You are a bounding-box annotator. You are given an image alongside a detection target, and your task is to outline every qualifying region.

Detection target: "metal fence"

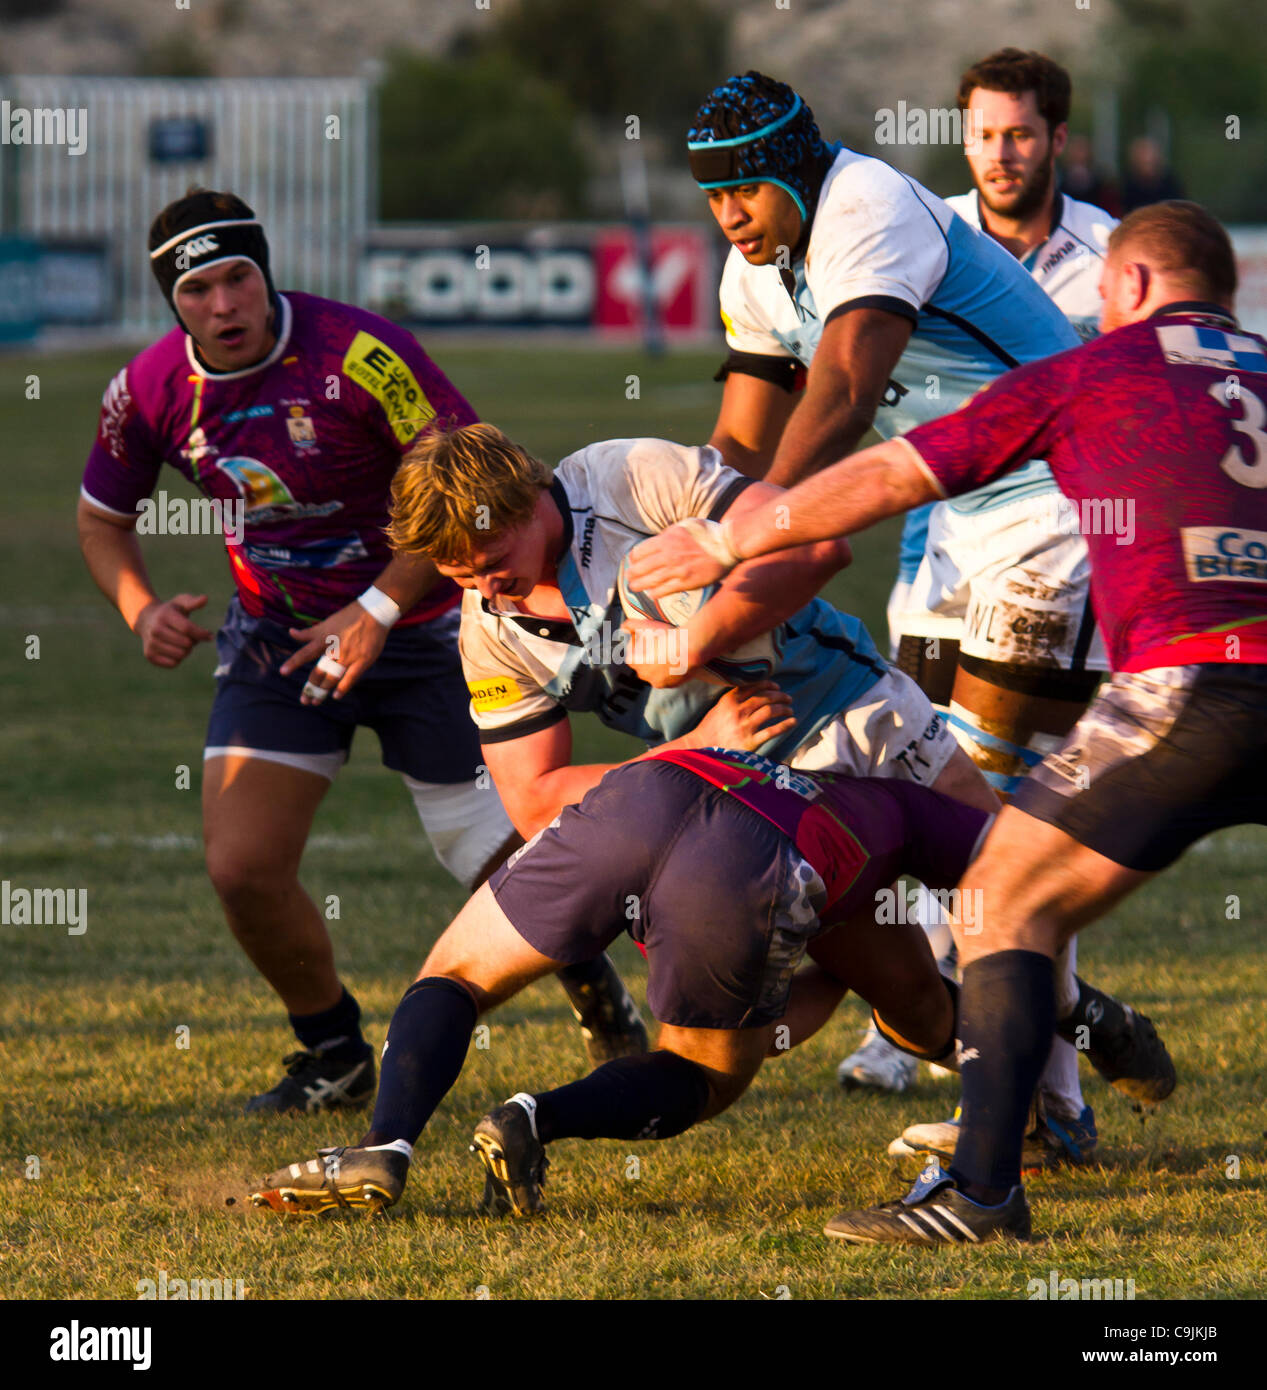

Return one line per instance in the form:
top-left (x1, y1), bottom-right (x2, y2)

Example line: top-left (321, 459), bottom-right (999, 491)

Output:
top-left (0, 76), bottom-right (373, 332)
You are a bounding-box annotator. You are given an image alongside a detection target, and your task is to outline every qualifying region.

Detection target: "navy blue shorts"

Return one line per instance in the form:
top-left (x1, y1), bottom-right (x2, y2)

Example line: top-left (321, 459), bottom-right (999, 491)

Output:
top-left (205, 598), bottom-right (482, 785)
top-left (490, 760), bottom-right (829, 1029)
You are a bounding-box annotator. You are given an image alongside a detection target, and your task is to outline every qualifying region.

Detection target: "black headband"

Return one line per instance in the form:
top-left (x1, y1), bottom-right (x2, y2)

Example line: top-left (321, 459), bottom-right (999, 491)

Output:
top-left (149, 218), bottom-right (271, 305)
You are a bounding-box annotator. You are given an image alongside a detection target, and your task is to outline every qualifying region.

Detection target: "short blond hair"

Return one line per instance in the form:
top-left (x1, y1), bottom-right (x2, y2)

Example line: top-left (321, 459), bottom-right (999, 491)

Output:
top-left (387, 423), bottom-right (552, 561)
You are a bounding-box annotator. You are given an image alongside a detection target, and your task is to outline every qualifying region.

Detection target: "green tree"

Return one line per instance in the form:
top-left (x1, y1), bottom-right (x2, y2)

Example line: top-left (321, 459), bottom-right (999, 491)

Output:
top-left (470, 0), bottom-right (728, 136)
top-left (377, 49), bottom-right (589, 221)
top-left (1109, 0), bottom-right (1267, 221)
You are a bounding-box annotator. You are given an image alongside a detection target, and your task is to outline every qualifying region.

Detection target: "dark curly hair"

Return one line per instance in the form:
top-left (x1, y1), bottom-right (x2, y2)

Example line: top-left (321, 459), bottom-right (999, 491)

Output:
top-left (956, 48), bottom-right (1072, 135)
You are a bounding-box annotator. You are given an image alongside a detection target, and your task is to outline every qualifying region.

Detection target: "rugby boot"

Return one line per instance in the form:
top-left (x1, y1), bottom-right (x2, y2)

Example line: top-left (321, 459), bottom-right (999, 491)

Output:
top-left (250, 1143), bottom-right (408, 1216)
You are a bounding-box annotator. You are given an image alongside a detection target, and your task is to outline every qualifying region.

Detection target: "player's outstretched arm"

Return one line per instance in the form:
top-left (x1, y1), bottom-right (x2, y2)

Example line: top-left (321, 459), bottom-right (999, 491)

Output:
top-left (627, 437), bottom-right (935, 599)
top-left (676, 482), bottom-right (850, 681)
top-left (77, 496), bottom-right (213, 667)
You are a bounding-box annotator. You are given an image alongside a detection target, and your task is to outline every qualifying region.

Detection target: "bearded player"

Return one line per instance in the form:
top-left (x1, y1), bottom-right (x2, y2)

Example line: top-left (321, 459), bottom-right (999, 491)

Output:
top-left (889, 49), bottom-right (1122, 1167)
top-left (76, 188), bottom-right (645, 1116)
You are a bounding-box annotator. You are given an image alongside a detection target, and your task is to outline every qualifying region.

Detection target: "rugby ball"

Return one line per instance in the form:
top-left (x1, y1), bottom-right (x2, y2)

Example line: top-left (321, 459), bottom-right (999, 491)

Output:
top-left (616, 530), bottom-right (785, 684)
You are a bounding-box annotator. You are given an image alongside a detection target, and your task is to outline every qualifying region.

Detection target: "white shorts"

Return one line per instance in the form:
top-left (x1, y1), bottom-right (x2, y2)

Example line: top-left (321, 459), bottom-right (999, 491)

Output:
top-left (890, 493), bottom-right (1109, 672)
top-left (789, 665), bottom-right (959, 787)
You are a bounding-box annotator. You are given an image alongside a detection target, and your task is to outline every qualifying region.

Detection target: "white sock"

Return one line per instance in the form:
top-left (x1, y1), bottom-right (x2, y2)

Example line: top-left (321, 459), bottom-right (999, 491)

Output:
top-left (364, 1139), bottom-right (413, 1159)
top-left (508, 1092), bottom-right (540, 1140)
top-left (1039, 1039), bottom-right (1086, 1124)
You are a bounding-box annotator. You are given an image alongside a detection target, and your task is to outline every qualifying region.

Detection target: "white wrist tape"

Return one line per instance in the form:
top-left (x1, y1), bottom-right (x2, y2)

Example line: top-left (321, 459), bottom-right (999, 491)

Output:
top-left (683, 516), bottom-right (742, 570)
top-left (357, 585), bottom-right (402, 628)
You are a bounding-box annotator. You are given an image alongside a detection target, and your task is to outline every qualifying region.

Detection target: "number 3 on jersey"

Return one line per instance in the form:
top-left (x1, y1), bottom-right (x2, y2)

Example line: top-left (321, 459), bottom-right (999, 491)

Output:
top-left (1210, 380), bottom-right (1267, 488)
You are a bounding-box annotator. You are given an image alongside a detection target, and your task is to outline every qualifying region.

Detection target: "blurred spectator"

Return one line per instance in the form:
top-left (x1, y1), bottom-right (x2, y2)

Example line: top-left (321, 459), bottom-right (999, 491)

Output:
top-left (1122, 135), bottom-right (1184, 211)
top-left (1060, 134), bottom-right (1120, 216)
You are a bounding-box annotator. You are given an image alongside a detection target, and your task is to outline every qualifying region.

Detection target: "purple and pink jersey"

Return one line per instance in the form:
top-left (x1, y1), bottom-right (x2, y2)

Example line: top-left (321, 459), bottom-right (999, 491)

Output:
top-left (902, 305), bottom-right (1267, 672)
top-left (81, 292), bottom-right (477, 629)
top-left (647, 747), bottom-right (988, 927)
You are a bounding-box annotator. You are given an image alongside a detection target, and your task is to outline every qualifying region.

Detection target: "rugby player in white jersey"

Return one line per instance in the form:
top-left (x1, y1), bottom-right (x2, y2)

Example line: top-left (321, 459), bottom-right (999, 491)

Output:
top-left (676, 71), bottom-right (1169, 1114)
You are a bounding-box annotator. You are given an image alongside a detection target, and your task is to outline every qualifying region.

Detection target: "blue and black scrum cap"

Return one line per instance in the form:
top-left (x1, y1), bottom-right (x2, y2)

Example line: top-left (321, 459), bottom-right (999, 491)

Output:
top-left (687, 71), bottom-right (831, 224)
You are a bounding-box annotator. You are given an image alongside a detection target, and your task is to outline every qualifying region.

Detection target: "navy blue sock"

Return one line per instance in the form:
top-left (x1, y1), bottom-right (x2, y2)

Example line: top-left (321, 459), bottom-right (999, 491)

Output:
top-left (360, 977), bottom-right (478, 1146)
top-left (949, 951), bottom-right (1054, 1202)
top-left (289, 986), bottom-right (368, 1063)
top-left (532, 1051), bottom-right (711, 1142)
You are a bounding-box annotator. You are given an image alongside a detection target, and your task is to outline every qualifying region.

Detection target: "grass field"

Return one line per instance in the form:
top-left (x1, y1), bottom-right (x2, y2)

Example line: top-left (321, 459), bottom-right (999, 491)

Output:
top-left (1, 342), bottom-right (1264, 1301)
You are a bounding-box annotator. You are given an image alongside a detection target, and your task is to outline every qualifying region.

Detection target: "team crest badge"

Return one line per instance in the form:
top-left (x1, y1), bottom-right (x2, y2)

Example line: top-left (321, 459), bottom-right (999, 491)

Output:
top-left (286, 405), bottom-right (317, 448)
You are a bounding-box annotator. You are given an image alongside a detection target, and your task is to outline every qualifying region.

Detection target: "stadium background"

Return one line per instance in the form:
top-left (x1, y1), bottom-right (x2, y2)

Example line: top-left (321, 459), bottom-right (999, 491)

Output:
top-left (1, 0), bottom-right (1264, 1301)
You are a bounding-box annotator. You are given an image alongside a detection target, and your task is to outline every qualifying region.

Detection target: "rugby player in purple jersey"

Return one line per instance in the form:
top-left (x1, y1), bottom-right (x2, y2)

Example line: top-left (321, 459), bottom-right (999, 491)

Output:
top-left (76, 188), bottom-right (646, 1117)
top-left (248, 748), bottom-right (997, 1217)
top-left (630, 201), bottom-right (1267, 1242)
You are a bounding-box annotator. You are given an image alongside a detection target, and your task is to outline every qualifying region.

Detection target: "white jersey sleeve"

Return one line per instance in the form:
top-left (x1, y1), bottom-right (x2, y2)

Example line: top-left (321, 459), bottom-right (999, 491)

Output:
top-left (458, 590), bottom-right (564, 740)
top-left (558, 437), bottom-right (753, 538)
top-left (718, 246), bottom-right (792, 357)
top-left (806, 155), bottom-right (950, 323)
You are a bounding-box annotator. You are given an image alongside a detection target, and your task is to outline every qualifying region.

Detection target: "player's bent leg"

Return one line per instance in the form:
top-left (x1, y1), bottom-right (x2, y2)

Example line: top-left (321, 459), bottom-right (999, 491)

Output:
top-left (406, 769), bottom-right (646, 1064)
top-left (251, 887), bottom-right (566, 1216)
top-left (808, 902), bottom-right (955, 1093)
top-left (419, 881), bottom-right (571, 1008)
top-left (204, 751), bottom-right (381, 1115)
top-left (656, 1023), bottom-right (775, 1120)
top-left (955, 806), bottom-right (1153, 965)
top-left (945, 809), bottom-right (1151, 1197)
top-left (471, 1026), bottom-right (772, 1217)
top-left (770, 963), bottom-right (848, 1053)
top-left (948, 655), bottom-right (1098, 800)
top-left (793, 664), bottom-right (997, 1088)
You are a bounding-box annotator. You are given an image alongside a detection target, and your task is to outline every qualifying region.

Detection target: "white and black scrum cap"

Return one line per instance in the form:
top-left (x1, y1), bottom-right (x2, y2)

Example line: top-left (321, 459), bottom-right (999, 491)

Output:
top-left (148, 189), bottom-right (276, 312)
